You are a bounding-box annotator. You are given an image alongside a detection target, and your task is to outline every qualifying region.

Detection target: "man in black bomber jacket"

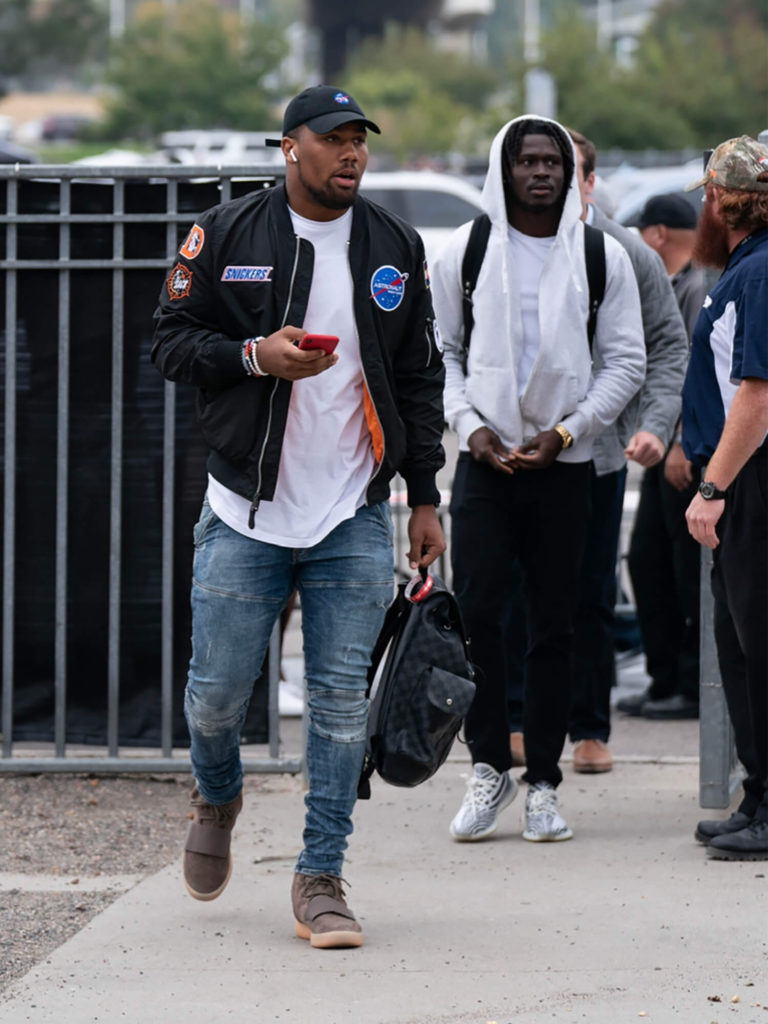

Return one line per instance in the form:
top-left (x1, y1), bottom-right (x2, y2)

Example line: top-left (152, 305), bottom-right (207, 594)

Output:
top-left (151, 86), bottom-right (446, 948)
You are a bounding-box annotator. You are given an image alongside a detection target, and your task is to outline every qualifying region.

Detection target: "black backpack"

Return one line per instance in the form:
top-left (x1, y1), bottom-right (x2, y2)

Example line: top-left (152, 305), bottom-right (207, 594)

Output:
top-left (460, 213), bottom-right (606, 369)
top-left (357, 569), bottom-right (476, 799)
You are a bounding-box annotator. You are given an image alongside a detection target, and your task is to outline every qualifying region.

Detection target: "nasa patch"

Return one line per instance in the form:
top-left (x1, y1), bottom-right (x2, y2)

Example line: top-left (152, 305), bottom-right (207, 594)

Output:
top-left (180, 223), bottom-right (205, 260)
top-left (221, 266), bottom-right (273, 283)
top-left (167, 262), bottom-right (193, 300)
top-left (370, 266), bottom-right (409, 312)
top-left (334, 92), bottom-right (351, 105)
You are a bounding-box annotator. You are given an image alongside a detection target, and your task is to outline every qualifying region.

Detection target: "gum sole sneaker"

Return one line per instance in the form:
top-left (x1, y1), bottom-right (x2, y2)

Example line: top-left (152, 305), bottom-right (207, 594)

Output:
top-left (573, 739), bottom-right (613, 774)
top-left (183, 788), bottom-right (242, 901)
top-left (292, 872), bottom-right (363, 949)
top-left (449, 763), bottom-right (519, 842)
top-left (510, 732), bottom-right (526, 768)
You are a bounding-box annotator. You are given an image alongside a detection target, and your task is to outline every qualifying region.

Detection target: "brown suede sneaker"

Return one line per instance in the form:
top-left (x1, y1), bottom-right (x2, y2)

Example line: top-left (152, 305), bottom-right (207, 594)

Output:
top-left (573, 739), bottom-right (613, 774)
top-left (183, 786), bottom-right (243, 901)
top-left (291, 872), bottom-right (363, 949)
top-left (509, 731), bottom-right (526, 767)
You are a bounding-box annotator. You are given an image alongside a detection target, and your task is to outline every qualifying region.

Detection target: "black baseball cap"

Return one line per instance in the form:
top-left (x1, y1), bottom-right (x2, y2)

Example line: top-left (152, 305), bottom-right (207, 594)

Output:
top-left (265, 86), bottom-right (381, 146)
top-left (637, 193), bottom-right (698, 230)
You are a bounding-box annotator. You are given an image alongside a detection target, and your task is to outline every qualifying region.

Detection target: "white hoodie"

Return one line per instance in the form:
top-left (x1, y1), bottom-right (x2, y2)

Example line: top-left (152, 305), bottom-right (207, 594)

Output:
top-left (431, 114), bottom-right (646, 463)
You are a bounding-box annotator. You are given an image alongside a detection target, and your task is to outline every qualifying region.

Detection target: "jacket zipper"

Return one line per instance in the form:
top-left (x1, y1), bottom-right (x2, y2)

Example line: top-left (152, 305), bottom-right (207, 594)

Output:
top-left (425, 316), bottom-right (437, 367)
top-left (248, 235), bottom-right (302, 528)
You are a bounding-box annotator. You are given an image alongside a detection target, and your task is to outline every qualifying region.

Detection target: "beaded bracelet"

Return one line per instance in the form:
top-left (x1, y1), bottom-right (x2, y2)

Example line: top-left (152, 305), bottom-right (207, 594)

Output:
top-left (242, 336), bottom-right (268, 377)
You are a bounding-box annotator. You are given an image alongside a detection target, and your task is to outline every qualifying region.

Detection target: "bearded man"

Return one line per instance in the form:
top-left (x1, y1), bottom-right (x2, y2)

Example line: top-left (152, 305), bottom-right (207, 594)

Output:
top-left (682, 136), bottom-right (768, 861)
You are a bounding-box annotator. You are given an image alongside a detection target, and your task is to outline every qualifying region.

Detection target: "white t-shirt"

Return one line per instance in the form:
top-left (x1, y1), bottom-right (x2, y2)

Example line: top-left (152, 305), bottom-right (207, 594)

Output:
top-left (508, 225), bottom-right (555, 396)
top-left (207, 206), bottom-right (375, 546)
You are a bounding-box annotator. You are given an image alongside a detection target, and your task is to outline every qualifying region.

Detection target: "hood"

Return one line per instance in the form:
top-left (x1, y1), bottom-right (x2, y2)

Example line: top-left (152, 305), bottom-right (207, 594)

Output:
top-left (480, 114), bottom-right (584, 240)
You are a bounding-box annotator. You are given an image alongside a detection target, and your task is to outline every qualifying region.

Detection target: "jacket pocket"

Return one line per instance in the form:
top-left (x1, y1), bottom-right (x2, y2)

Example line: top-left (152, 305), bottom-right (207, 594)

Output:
top-left (197, 378), bottom-right (271, 462)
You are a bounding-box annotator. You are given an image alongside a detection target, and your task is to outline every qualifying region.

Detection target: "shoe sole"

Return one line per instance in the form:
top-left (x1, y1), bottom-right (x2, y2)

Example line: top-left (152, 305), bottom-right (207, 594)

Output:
top-left (642, 711), bottom-right (699, 720)
top-left (522, 829), bottom-right (573, 842)
top-left (707, 847), bottom-right (768, 861)
top-left (573, 762), bottom-right (612, 774)
top-left (184, 853), bottom-right (233, 902)
top-left (449, 778), bottom-right (519, 842)
top-left (295, 921), bottom-right (364, 948)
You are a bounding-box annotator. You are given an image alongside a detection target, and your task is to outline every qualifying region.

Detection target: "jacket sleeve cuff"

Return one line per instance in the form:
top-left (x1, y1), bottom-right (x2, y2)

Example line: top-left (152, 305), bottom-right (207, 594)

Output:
top-left (404, 471), bottom-right (442, 509)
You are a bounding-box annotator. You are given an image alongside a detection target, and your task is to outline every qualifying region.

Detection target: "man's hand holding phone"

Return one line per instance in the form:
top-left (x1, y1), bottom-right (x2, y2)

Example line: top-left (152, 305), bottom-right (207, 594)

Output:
top-left (298, 333), bottom-right (339, 355)
top-left (253, 328), bottom-right (339, 380)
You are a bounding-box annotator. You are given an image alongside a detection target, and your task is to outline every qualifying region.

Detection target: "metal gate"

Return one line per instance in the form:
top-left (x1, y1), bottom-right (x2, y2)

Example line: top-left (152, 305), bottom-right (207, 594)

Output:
top-left (0, 162), bottom-right (299, 774)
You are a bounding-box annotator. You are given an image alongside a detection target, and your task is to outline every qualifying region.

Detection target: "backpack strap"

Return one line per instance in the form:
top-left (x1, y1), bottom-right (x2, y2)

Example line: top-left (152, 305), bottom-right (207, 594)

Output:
top-left (365, 586), bottom-right (406, 690)
top-left (461, 214), bottom-right (605, 361)
top-left (460, 213), bottom-right (491, 371)
top-left (584, 222), bottom-right (606, 352)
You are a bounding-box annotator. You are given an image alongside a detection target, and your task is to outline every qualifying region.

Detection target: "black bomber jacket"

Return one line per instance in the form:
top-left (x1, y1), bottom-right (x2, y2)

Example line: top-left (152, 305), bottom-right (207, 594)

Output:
top-left (151, 184), bottom-right (446, 524)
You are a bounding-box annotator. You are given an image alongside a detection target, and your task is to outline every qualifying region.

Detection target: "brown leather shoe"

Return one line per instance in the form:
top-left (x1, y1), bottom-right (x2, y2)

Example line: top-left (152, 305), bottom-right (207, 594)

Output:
top-left (292, 872), bottom-right (363, 949)
top-left (183, 786), bottom-right (243, 901)
top-left (509, 731), bottom-right (526, 767)
top-left (573, 739), bottom-right (613, 774)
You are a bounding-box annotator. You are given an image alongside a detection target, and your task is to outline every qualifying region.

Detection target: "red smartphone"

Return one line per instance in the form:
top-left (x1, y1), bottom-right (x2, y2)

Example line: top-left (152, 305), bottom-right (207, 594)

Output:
top-left (298, 333), bottom-right (339, 354)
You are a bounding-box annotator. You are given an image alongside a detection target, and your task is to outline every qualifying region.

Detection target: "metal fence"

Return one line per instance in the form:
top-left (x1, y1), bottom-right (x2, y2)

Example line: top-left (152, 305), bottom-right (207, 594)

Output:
top-left (0, 163), bottom-right (737, 807)
top-left (0, 162), bottom-right (300, 774)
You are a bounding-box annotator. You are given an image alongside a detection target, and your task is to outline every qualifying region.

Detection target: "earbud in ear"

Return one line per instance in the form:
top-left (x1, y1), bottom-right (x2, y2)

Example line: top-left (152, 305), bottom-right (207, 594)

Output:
top-left (289, 149), bottom-right (298, 163)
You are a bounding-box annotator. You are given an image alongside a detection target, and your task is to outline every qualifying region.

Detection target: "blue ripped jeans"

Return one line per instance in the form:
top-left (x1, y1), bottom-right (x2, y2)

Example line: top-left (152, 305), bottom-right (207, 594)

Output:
top-left (185, 498), bottom-right (394, 877)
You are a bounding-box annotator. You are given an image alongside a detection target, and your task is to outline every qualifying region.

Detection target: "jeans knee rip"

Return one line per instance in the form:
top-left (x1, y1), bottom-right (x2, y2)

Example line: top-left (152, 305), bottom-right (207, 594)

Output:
top-left (306, 690), bottom-right (368, 743)
top-left (185, 693), bottom-right (247, 736)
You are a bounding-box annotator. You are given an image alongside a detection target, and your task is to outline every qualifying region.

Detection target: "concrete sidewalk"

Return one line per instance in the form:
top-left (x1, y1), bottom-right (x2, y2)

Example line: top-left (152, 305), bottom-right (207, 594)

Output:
top-left (1, 673), bottom-right (765, 1024)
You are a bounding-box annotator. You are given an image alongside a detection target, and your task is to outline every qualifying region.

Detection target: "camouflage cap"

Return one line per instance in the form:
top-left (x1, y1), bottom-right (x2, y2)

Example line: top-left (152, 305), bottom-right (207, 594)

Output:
top-left (685, 135), bottom-right (768, 193)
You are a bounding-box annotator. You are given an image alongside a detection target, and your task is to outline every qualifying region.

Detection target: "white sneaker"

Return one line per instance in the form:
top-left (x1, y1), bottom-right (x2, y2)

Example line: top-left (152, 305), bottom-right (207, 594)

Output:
top-left (449, 763), bottom-right (518, 841)
top-left (278, 664), bottom-right (305, 717)
top-left (523, 782), bottom-right (573, 842)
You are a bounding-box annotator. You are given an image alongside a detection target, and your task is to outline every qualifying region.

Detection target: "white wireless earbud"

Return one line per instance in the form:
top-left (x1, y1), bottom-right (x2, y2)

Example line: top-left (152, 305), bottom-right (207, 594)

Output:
top-left (289, 149), bottom-right (298, 163)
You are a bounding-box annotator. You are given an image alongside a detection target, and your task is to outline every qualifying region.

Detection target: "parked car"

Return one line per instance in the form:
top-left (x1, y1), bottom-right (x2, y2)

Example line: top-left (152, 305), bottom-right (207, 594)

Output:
top-left (158, 130), bottom-right (284, 168)
top-left (0, 139), bottom-right (37, 164)
top-left (609, 160), bottom-right (704, 227)
top-left (360, 170), bottom-right (484, 264)
top-left (40, 114), bottom-right (96, 142)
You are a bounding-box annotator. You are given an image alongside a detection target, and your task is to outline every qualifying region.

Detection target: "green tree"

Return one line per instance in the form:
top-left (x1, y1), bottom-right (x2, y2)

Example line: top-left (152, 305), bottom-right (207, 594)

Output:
top-left (529, 0), bottom-right (768, 150)
top-left (630, 0), bottom-right (768, 145)
top-left (342, 26), bottom-right (507, 162)
top-left (0, 0), bottom-right (108, 96)
top-left (101, 0), bottom-right (289, 139)
top-left (536, 10), bottom-right (692, 149)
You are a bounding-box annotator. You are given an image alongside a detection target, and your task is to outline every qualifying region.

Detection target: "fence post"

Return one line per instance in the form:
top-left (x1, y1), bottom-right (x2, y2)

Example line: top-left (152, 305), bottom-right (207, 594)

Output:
top-left (698, 545), bottom-right (741, 808)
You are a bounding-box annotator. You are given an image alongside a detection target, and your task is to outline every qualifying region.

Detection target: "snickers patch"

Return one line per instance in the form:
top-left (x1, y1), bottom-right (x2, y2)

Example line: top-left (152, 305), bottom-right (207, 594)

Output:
top-left (221, 265), bottom-right (273, 283)
top-left (179, 223), bottom-right (205, 259)
top-left (167, 262), bottom-right (193, 300)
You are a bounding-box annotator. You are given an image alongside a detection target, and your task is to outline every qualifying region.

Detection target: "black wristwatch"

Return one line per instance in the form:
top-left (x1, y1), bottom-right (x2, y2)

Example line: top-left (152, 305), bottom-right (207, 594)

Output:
top-left (699, 480), bottom-right (727, 501)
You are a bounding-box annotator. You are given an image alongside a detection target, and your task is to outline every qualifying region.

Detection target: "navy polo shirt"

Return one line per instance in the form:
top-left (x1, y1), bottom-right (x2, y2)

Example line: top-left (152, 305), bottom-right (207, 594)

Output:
top-left (682, 228), bottom-right (768, 466)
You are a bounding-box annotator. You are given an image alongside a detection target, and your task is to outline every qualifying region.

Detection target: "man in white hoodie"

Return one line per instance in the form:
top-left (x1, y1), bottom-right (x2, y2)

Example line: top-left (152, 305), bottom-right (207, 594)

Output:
top-left (431, 116), bottom-right (645, 843)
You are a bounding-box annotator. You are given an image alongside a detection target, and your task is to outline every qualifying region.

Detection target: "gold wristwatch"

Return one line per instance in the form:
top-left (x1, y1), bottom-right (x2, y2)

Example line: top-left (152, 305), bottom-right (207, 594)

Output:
top-left (553, 423), bottom-right (574, 450)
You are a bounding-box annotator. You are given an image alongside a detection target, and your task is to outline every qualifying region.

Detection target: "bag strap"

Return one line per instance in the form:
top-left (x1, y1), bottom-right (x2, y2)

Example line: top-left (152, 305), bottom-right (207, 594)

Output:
top-left (584, 222), bottom-right (606, 352)
top-left (365, 585), bottom-right (407, 690)
top-left (460, 213), bottom-right (491, 371)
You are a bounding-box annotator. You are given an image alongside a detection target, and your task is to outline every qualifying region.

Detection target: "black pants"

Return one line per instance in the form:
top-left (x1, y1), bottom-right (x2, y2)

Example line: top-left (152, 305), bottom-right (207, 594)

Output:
top-left (450, 453), bottom-right (590, 788)
top-left (568, 465), bottom-right (627, 742)
top-left (711, 444), bottom-right (768, 821)
top-left (627, 462), bottom-right (700, 702)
